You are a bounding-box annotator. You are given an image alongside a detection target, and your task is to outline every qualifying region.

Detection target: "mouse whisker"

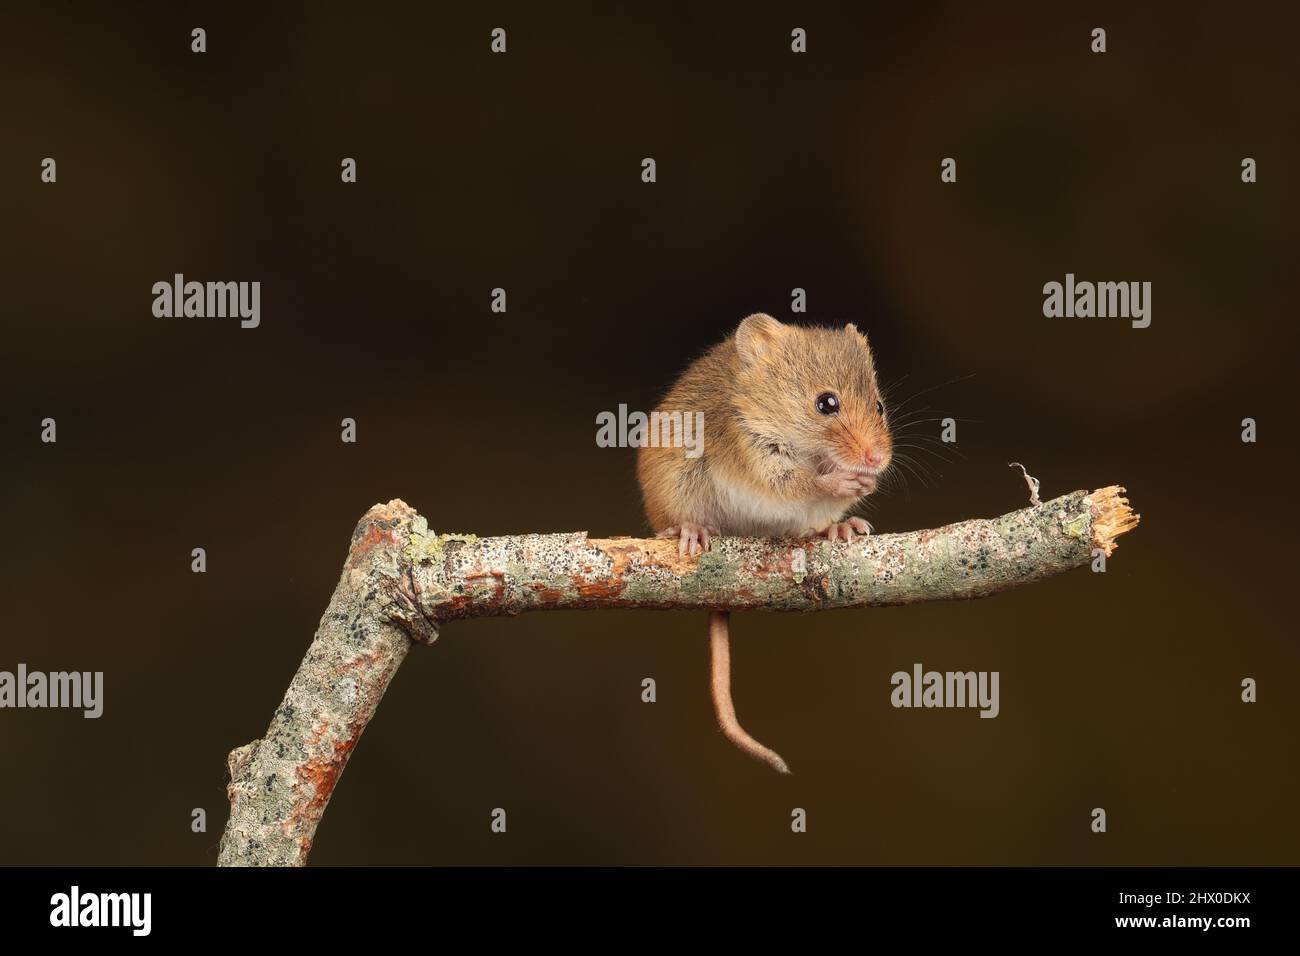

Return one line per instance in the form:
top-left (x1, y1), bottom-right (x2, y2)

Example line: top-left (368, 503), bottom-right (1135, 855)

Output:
top-left (885, 372), bottom-right (977, 417)
top-left (891, 439), bottom-right (962, 461)
top-left (891, 449), bottom-right (945, 484)
top-left (886, 454), bottom-right (930, 489)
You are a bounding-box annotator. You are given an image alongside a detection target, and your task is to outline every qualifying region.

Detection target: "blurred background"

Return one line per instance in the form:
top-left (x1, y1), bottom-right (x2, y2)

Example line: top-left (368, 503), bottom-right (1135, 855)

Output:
top-left (1, 1), bottom-right (1296, 865)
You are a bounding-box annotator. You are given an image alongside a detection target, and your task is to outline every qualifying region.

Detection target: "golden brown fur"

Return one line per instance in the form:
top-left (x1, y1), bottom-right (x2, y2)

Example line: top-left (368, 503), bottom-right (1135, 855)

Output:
top-left (637, 313), bottom-right (891, 537)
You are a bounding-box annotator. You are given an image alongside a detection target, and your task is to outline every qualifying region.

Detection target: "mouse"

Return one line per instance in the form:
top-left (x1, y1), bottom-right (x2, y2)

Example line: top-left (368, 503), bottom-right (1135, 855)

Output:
top-left (637, 313), bottom-right (893, 774)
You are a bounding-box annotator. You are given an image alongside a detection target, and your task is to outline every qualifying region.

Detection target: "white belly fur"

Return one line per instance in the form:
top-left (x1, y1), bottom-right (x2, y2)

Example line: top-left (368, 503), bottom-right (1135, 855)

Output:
top-left (707, 475), bottom-right (848, 537)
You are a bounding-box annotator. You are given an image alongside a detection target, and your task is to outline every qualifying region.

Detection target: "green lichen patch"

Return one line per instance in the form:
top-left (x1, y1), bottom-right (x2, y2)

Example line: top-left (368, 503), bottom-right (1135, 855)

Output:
top-left (405, 518), bottom-right (480, 565)
top-left (1060, 510), bottom-right (1090, 541)
top-left (680, 547), bottom-right (745, 601)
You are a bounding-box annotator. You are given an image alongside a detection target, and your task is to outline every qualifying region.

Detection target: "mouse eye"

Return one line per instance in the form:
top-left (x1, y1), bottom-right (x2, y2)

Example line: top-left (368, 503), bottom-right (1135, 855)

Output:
top-left (815, 392), bottom-right (840, 416)
top-left (876, 399), bottom-right (885, 416)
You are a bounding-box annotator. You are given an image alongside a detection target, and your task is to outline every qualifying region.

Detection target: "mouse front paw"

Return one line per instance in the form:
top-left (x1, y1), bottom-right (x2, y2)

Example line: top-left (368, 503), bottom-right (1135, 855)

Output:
top-left (655, 522), bottom-right (718, 556)
top-left (810, 517), bottom-right (872, 543)
top-left (814, 468), bottom-right (879, 499)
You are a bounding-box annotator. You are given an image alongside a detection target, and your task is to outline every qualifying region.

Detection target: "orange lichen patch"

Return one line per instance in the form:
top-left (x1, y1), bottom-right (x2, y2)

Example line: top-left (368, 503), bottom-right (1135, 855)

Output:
top-left (443, 589), bottom-right (501, 615)
top-left (321, 646), bottom-right (395, 683)
top-left (295, 717), bottom-right (364, 830)
top-left (433, 567), bottom-right (511, 617)
top-left (576, 577), bottom-right (628, 599)
top-left (721, 582), bottom-right (765, 605)
top-left (529, 583), bottom-right (569, 602)
top-left (346, 522), bottom-right (401, 570)
top-left (460, 568), bottom-right (507, 598)
top-left (752, 544), bottom-right (809, 580)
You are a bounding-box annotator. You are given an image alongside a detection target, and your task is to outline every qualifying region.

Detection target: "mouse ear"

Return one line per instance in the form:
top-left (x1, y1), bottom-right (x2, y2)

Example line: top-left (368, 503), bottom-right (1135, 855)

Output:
top-left (735, 313), bottom-right (785, 364)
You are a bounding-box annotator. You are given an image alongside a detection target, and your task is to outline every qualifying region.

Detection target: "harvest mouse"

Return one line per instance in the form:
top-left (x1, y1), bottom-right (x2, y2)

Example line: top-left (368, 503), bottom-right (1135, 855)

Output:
top-left (637, 313), bottom-right (892, 773)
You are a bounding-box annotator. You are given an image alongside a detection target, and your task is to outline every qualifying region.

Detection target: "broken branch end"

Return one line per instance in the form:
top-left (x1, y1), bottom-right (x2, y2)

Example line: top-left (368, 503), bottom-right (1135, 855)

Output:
top-left (1090, 485), bottom-right (1140, 556)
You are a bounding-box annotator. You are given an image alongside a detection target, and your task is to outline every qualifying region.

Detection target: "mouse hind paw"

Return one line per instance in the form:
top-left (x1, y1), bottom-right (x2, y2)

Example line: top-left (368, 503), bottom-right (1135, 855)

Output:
top-left (655, 522), bottom-right (718, 556)
top-left (812, 517), bottom-right (873, 542)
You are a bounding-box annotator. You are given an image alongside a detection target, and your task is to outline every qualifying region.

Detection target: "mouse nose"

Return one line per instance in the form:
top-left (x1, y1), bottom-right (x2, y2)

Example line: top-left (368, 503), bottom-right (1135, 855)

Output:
top-left (862, 448), bottom-right (887, 469)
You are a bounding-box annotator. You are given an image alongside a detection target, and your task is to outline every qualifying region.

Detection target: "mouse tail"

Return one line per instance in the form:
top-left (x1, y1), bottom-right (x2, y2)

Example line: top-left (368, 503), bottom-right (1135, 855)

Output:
top-left (708, 610), bottom-right (791, 774)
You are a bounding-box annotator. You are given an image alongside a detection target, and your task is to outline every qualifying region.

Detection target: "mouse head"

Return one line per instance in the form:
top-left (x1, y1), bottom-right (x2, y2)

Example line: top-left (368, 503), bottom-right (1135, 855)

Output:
top-left (731, 313), bottom-right (892, 478)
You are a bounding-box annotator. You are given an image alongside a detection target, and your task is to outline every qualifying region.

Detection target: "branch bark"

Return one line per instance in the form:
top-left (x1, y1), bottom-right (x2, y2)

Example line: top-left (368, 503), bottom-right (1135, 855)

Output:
top-left (217, 485), bottom-right (1138, 866)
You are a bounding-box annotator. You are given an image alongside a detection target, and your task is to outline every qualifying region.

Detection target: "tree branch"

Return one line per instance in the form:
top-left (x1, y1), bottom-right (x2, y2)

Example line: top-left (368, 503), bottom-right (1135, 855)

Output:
top-left (217, 485), bottom-right (1137, 866)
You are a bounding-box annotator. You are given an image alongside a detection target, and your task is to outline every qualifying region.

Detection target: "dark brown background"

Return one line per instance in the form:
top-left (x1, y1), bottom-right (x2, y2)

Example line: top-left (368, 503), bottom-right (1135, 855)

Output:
top-left (2, 1), bottom-right (1295, 865)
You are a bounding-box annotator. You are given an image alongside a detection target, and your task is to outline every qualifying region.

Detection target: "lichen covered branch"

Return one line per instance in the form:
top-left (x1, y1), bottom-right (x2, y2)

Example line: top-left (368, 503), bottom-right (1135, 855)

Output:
top-left (218, 502), bottom-right (436, 867)
top-left (408, 486), bottom-right (1137, 619)
top-left (218, 486), bottom-right (1136, 866)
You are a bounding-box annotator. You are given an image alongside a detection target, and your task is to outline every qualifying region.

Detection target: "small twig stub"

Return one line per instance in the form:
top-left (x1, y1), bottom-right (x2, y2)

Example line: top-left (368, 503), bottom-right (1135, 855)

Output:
top-left (1008, 462), bottom-right (1041, 506)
